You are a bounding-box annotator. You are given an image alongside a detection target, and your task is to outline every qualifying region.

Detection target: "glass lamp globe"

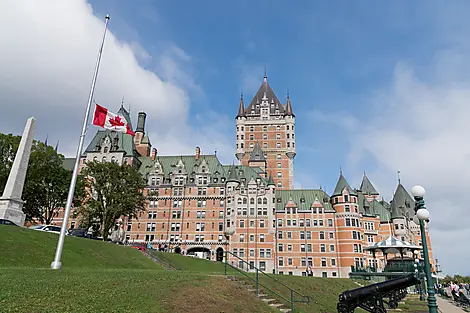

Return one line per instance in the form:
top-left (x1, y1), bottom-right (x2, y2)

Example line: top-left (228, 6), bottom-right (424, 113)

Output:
top-left (413, 215), bottom-right (420, 225)
top-left (417, 208), bottom-right (430, 220)
top-left (411, 185), bottom-right (426, 197)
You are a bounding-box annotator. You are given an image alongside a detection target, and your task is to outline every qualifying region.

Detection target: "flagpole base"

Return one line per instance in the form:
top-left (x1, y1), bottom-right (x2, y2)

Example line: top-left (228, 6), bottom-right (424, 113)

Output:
top-left (51, 261), bottom-right (62, 270)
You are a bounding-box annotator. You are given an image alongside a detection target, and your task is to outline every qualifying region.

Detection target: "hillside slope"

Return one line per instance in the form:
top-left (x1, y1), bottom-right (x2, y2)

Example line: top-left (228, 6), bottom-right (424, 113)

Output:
top-left (0, 225), bottom-right (161, 269)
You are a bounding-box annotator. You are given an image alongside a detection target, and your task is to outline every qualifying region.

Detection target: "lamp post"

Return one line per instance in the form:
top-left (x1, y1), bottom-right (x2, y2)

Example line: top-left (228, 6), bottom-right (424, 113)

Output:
top-left (411, 185), bottom-right (438, 313)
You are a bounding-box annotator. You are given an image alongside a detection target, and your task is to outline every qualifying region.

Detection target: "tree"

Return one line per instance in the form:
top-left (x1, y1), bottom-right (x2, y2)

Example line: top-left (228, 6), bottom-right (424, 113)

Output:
top-left (0, 133), bottom-right (75, 223)
top-left (78, 161), bottom-right (145, 241)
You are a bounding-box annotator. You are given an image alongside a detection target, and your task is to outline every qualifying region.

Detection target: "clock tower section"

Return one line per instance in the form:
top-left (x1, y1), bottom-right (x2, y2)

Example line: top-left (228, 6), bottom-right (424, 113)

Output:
top-left (235, 73), bottom-right (296, 190)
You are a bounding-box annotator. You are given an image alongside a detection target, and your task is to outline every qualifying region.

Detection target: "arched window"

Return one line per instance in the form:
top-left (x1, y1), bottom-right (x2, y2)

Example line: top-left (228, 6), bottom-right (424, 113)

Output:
top-left (243, 198), bottom-right (247, 204)
top-left (250, 198), bottom-right (255, 205)
top-left (263, 198), bottom-right (267, 205)
top-left (258, 198), bottom-right (262, 204)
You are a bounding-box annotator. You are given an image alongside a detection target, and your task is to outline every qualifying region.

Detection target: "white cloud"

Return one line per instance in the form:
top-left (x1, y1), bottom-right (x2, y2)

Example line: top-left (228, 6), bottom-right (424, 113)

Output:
top-left (0, 0), bottom-right (232, 164)
top-left (312, 57), bottom-right (470, 275)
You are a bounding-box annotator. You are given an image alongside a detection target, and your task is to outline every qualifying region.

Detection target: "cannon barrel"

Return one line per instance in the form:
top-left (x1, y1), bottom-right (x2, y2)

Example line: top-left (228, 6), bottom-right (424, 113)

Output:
top-left (339, 274), bottom-right (419, 304)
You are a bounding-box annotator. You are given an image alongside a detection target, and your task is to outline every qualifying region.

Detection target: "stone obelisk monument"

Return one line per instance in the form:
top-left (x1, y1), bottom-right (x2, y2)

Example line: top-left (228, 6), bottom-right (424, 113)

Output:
top-left (0, 117), bottom-right (36, 226)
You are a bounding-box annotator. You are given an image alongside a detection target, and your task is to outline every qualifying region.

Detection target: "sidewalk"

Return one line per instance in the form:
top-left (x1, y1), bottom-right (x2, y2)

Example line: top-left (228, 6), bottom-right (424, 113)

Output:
top-left (436, 296), bottom-right (467, 313)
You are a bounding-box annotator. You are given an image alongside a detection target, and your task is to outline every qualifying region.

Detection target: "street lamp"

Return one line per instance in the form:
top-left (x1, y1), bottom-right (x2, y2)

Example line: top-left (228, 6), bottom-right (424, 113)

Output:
top-left (411, 185), bottom-right (438, 313)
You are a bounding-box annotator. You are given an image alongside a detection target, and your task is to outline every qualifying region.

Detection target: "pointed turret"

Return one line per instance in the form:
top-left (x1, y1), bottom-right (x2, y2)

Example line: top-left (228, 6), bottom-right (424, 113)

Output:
top-left (226, 164), bottom-right (240, 183)
top-left (267, 172), bottom-right (275, 186)
top-left (249, 142), bottom-right (266, 162)
top-left (237, 94), bottom-right (245, 118)
top-left (332, 171), bottom-right (356, 196)
top-left (55, 141), bottom-right (59, 152)
top-left (360, 174), bottom-right (379, 195)
top-left (390, 183), bottom-right (415, 218)
top-left (118, 105), bottom-right (133, 130)
top-left (245, 73), bottom-right (284, 115)
top-left (285, 93), bottom-right (294, 117)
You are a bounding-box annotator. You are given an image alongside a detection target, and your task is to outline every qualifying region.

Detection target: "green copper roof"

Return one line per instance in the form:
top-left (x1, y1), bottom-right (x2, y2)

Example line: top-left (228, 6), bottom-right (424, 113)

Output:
top-left (84, 130), bottom-right (137, 157)
top-left (332, 172), bottom-right (356, 196)
top-left (370, 199), bottom-right (391, 222)
top-left (222, 165), bottom-right (267, 184)
top-left (390, 184), bottom-right (415, 219)
top-left (275, 189), bottom-right (333, 212)
top-left (360, 174), bottom-right (379, 195)
top-left (226, 164), bottom-right (240, 183)
top-left (267, 174), bottom-right (275, 186)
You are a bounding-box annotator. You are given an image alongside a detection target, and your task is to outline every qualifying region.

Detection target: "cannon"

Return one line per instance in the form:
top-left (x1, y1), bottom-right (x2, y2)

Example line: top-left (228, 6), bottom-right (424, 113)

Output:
top-left (337, 274), bottom-right (421, 313)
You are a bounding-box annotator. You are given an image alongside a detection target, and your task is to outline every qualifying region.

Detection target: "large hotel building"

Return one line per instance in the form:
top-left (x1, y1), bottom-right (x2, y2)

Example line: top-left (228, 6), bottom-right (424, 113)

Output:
top-left (59, 73), bottom-right (433, 278)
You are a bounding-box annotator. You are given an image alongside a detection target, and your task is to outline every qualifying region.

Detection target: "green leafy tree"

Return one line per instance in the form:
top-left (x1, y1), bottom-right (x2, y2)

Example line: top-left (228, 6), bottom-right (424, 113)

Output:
top-left (78, 161), bottom-right (145, 241)
top-left (0, 133), bottom-right (77, 223)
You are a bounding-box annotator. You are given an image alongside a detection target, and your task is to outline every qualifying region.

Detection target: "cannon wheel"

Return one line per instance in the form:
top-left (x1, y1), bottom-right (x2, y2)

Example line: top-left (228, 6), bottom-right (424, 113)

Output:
top-left (336, 303), bottom-right (350, 313)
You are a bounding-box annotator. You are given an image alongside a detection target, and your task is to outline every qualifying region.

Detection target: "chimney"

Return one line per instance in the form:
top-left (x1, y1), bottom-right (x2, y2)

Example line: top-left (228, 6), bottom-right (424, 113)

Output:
top-left (136, 112), bottom-right (147, 133)
top-left (195, 147), bottom-right (201, 160)
top-left (151, 148), bottom-right (157, 161)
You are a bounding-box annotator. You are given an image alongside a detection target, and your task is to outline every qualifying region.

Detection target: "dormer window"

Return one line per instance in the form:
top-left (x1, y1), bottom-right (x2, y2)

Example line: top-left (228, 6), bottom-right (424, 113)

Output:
top-left (202, 166), bottom-right (206, 173)
top-left (104, 147), bottom-right (109, 153)
top-left (300, 198), bottom-right (305, 203)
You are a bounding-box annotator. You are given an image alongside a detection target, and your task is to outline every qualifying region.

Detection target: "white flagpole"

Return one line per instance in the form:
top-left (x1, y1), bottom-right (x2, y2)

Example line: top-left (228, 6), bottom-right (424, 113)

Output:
top-left (51, 14), bottom-right (110, 270)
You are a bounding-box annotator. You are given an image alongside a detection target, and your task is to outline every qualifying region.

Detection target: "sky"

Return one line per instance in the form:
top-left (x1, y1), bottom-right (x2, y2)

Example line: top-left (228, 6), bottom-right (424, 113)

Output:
top-left (1, 0), bottom-right (469, 275)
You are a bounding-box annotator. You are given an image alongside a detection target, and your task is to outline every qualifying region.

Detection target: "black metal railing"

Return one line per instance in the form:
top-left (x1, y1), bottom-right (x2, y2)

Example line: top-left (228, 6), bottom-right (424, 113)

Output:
top-left (224, 251), bottom-right (310, 312)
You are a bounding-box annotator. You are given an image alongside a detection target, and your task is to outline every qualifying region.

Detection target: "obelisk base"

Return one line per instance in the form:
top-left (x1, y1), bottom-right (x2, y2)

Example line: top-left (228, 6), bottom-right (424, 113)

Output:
top-left (0, 198), bottom-right (26, 226)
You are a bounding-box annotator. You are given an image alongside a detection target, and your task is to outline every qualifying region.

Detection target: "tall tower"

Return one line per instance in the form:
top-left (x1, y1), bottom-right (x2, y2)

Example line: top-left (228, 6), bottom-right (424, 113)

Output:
top-left (235, 72), bottom-right (296, 189)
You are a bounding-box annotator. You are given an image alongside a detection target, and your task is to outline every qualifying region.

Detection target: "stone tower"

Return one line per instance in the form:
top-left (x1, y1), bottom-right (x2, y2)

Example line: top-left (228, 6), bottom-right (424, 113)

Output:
top-left (235, 72), bottom-right (296, 189)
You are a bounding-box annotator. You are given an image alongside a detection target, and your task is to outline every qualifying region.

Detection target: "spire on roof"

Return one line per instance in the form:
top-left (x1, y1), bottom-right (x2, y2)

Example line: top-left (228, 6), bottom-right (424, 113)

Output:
top-left (249, 142), bottom-right (266, 162)
top-left (267, 171), bottom-right (275, 186)
top-left (226, 164), bottom-right (240, 183)
top-left (285, 92), bottom-right (294, 117)
top-left (55, 140), bottom-right (59, 152)
top-left (360, 174), bottom-right (379, 195)
top-left (44, 134), bottom-right (48, 146)
top-left (237, 93), bottom-right (245, 118)
top-left (263, 64), bottom-right (267, 82)
top-left (332, 171), bottom-right (356, 196)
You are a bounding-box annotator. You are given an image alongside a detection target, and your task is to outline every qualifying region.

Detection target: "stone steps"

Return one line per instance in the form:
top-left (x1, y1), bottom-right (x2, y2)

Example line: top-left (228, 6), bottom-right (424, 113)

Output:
top-left (226, 276), bottom-right (292, 313)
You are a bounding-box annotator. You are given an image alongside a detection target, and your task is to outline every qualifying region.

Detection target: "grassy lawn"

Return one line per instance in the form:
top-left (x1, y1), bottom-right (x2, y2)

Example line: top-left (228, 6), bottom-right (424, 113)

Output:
top-left (0, 225), bottom-right (161, 269)
top-left (0, 226), bottom-right (432, 312)
top-left (0, 226), bottom-right (276, 313)
top-left (151, 251), bottom-right (226, 273)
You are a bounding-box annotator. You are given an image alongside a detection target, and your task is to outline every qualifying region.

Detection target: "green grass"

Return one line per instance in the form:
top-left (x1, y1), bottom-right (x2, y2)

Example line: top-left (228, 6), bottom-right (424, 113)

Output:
top-left (151, 251), bottom-right (226, 273)
top-left (0, 226), bottom-right (276, 313)
top-left (0, 226), bottom-right (431, 312)
top-left (0, 225), bottom-right (161, 269)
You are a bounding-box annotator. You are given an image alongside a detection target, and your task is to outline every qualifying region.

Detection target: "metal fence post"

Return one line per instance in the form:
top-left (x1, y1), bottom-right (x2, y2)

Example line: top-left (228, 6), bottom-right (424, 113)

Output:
top-left (291, 289), bottom-right (294, 312)
top-left (256, 268), bottom-right (259, 296)
top-left (224, 251), bottom-right (227, 276)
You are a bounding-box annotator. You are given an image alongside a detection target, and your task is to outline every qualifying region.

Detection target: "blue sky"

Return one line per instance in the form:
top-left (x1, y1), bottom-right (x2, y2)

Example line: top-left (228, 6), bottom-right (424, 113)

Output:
top-left (2, 0), bottom-right (470, 274)
top-left (88, 0), bottom-right (449, 193)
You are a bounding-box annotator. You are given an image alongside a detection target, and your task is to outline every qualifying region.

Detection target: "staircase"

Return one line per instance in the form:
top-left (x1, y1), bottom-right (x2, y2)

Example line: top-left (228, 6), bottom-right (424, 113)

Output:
top-left (223, 251), bottom-right (310, 313)
top-left (142, 250), bottom-right (178, 270)
top-left (226, 275), bottom-right (293, 313)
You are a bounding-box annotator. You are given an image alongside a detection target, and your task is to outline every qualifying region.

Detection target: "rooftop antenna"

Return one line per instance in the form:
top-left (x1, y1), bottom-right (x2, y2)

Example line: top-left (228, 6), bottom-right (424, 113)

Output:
top-left (264, 64), bottom-right (267, 78)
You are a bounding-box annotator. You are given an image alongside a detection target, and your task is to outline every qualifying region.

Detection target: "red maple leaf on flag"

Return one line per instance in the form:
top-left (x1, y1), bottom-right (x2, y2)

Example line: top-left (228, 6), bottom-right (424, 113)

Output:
top-left (109, 115), bottom-right (125, 127)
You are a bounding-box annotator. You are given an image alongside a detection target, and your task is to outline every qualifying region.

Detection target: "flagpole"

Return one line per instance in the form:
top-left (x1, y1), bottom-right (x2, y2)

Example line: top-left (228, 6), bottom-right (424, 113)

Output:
top-left (51, 14), bottom-right (110, 270)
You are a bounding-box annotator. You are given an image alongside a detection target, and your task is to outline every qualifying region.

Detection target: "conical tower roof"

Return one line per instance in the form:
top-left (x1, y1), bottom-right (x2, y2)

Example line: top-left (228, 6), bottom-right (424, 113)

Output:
top-left (332, 172), bottom-right (356, 196)
top-left (285, 93), bottom-right (294, 117)
top-left (226, 164), bottom-right (240, 183)
top-left (245, 74), bottom-right (286, 115)
top-left (249, 142), bottom-right (266, 162)
top-left (390, 183), bottom-right (415, 218)
top-left (360, 174), bottom-right (379, 195)
top-left (237, 94), bottom-right (245, 118)
top-left (267, 172), bottom-right (275, 186)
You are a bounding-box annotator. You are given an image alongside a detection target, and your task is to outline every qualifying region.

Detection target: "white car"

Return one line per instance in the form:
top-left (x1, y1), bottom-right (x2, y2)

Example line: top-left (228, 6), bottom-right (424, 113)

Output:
top-left (29, 225), bottom-right (62, 234)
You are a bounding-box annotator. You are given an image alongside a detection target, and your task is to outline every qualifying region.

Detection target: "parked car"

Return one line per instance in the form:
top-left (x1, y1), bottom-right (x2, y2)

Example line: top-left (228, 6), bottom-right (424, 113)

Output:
top-left (67, 228), bottom-right (89, 238)
top-left (30, 225), bottom-right (62, 234)
top-left (0, 219), bottom-right (17, 226)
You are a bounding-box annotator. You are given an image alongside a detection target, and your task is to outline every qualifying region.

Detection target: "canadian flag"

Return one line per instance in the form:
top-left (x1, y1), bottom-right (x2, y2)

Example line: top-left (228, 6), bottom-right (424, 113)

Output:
top-left (92, 104), bottom-right (135, 136)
